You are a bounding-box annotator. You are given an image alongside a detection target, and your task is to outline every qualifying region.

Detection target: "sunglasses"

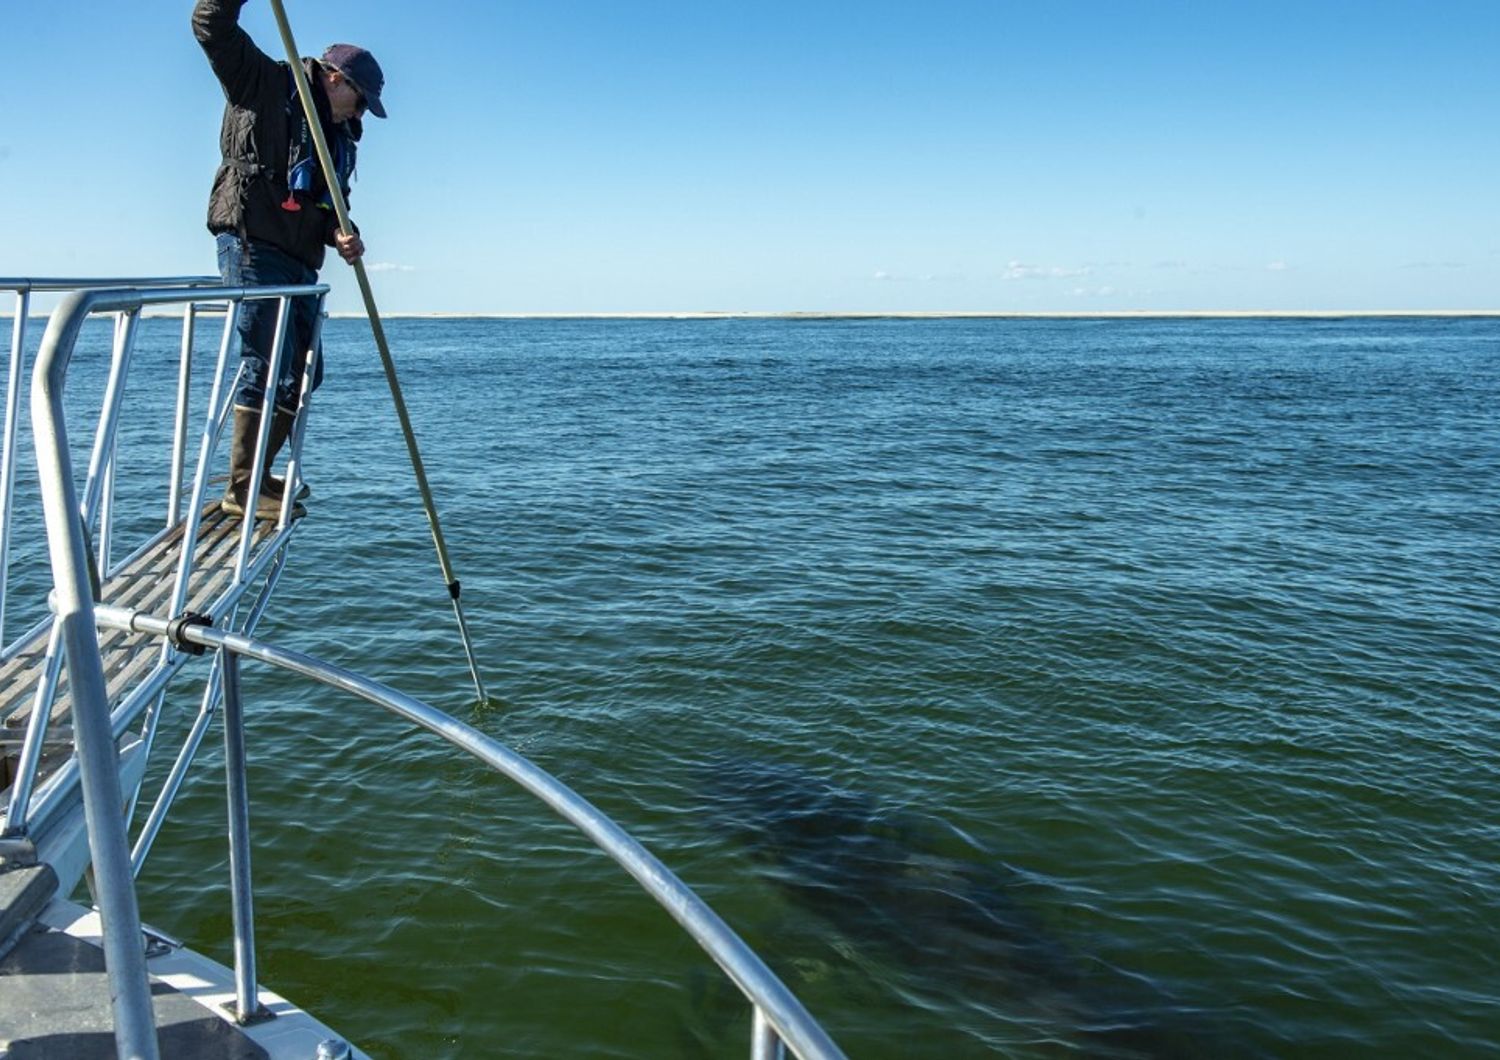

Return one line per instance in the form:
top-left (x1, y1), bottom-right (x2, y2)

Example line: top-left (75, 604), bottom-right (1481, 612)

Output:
top-left (337, 73), bottom-right (367, 114)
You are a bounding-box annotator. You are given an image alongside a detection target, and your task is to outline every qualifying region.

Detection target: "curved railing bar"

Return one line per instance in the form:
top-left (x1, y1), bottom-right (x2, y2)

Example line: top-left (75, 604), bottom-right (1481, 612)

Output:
top-left (17, 504), bottom-right (304, 839)
top-left (31, 280), bottom-right (841, 1058)
top-left (94, 603), bottom-right (847, 1060)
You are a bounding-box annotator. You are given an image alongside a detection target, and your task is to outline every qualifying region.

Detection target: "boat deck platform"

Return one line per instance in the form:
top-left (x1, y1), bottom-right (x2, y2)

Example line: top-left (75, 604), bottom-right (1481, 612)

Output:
top-left (0, 867), bottom-right (325, 1059)
top-left (0, 505), bottom-right (277, 797)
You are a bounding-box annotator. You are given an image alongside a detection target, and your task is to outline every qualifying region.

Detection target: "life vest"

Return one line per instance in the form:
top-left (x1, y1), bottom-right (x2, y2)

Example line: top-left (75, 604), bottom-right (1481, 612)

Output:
top-left (280, 63), bottom-right (357, 214)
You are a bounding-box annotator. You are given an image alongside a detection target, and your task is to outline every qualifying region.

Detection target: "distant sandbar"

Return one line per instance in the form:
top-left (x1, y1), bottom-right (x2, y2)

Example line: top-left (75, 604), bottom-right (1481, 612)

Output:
top-left (336, 309), bottom-right (1500, 320)
top-left (6, 309), bottom-right (1498, 322)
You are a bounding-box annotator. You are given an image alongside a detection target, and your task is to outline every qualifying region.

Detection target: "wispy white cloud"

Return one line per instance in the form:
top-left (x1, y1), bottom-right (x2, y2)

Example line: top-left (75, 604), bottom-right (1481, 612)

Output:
top-left (1003, 261), bottom-right (1092, 280)
top-left (366, 262), bottom-right (417, 273)
top-left (1265, 261), bottom-right (1290, 272)
top-left (872, 270), bottom-right (963, 282)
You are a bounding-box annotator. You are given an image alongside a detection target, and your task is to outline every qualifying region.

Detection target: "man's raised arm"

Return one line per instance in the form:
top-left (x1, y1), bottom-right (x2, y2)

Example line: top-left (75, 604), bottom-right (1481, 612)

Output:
top-left (192, 0), bottom-right (278, 106)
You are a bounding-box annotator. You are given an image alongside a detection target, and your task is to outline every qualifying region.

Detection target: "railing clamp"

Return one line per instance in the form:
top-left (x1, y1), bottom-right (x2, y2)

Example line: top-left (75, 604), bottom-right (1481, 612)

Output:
top-left (165, 611), bottom-right (214, 656)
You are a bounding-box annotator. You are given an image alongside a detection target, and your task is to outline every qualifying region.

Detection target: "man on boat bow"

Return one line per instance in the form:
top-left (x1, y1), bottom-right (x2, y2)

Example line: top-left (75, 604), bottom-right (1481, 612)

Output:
top-left (193, 0), bottom-right (387, 517)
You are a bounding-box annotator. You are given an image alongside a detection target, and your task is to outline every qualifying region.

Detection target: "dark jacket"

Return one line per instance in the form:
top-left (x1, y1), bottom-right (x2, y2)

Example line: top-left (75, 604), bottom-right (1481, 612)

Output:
top-left (192, 0), bottom-right (359, 270)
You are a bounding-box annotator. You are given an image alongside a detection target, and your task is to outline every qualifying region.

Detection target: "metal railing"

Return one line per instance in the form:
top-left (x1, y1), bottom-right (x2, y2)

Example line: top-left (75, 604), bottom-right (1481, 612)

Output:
top-left (22, 279), bottom-right (846, 1060)
top-left (19, 277), bottom-right (322, 1059)
top-left (97, 604), bottom-right (846, 1060)
top-left (1, 277), bottom-right (219, 654)
top-left (5, 279), bottom-right (325, 842)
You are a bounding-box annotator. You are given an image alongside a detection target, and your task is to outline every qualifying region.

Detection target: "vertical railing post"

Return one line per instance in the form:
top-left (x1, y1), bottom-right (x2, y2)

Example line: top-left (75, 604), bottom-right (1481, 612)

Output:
top-left (168, 304), bottom-right (196, 527)
top-left (99, 441), bottom-right (118, 575)
top-left (31, 288), bottom-right (161, 1060)
top-left (234, 295), bottom-right (291, 578)
top-left (135, 544), bottom-right (288, 875)
top-left (132, 657), bottom-right (223, 873)
top-left (123, 688), bottom-right (170, 828)
top-left (83, 309), bottom-right (141, 531)
top-left (277, 294), bottom-right (325, 529)
top-left (165, 301), bottom-right (240, 632)
top-left (2, 621), bottom-right (66, 834)
top-left (0, 287), bottom-right (31, 649)
top-left (752, 1008), bottom-right (786, 1060)
top-left (220, 645), bottom-right (261, 1021)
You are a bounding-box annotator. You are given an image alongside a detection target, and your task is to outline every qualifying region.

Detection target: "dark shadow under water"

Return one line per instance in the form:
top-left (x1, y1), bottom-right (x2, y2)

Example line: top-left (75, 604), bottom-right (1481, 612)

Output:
top-left (695, 758), bottom-right (1250, 1059)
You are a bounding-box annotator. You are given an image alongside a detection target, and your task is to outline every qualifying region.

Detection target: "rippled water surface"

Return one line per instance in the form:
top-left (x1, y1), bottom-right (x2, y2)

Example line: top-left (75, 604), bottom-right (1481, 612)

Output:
top-left (20, 316), bottom-right (1500, 1057)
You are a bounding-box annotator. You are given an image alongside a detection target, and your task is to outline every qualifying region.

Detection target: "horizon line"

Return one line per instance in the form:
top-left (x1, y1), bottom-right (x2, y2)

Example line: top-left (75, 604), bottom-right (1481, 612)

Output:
top-left (5, 309), bottom-right (1498, 322)
top-left (335, 309), bottom-right (1500, 320)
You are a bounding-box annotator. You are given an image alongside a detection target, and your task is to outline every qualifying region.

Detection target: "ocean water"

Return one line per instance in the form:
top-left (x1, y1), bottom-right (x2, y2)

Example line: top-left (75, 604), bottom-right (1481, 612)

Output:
top-left (8, 315), bottom-right (1500, 1057)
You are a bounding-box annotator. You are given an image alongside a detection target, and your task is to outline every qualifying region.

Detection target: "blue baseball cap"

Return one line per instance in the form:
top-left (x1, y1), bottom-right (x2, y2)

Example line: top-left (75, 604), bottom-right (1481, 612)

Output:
top-left (322, 43), bottom-right (387, 119)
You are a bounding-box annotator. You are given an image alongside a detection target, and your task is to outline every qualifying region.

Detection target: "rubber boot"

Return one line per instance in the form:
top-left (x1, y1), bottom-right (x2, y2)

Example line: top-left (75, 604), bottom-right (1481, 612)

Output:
top-left (221, 407), bottom-right (304, 519)
top-left (261, 410), bottom-right (311, 502)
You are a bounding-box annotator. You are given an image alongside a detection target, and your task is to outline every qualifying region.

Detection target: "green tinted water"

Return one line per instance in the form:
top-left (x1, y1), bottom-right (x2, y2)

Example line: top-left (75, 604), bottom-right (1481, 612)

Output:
top-left (33, 317), bottom-right (1497, 1057)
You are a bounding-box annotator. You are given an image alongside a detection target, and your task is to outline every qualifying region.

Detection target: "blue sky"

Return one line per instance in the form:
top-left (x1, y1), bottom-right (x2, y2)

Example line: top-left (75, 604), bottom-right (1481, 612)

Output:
top-left (2, 2), bottom-right (1496, 313)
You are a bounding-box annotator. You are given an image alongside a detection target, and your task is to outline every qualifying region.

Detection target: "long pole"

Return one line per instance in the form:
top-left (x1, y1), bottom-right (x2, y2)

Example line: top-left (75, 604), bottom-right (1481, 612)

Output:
top-left (267, 0), bottom-right (487, 702)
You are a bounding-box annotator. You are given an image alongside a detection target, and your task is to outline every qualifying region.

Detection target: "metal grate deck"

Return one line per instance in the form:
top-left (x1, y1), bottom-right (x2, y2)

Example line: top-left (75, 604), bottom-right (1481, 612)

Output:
top-left (0, 505), bottom-right (276, 792)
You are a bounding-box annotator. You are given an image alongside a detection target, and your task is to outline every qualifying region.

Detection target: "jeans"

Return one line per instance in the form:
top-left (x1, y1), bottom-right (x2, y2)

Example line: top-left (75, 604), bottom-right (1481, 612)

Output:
top-left (216, 233), bottom-right (326, 413)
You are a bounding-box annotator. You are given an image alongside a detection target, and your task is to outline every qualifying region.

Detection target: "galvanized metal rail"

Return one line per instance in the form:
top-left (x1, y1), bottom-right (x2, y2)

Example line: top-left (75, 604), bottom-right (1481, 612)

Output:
top-left (98, 603), bottom-right (847, 1060)
top-left (15, 277), bottom-right (846, 1060)
top-left (3, 279), bottom-right (323, 837)
top-left (12, 278), bottom-right (327, 1060)
top-left (1, 277), bottom-right (219, 655)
